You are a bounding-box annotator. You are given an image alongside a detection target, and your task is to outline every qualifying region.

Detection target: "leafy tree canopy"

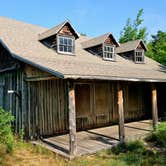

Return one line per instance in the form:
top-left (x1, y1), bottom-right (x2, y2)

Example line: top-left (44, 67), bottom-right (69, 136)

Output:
top-left (146, 31), bottom-right (166, 66)
top-left (119, 9), bottom-right (148, 43)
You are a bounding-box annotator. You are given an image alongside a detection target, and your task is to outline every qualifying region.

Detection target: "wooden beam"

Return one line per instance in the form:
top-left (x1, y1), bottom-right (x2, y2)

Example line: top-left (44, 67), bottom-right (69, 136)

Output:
top-left (152, 84), bottom-right (158, 130)
top-left (117, 85), bottom-right (125, 143)
top-left (68, 81), bottom-right (77, 156)
top-left (25, 76), bottom-right (58, 82)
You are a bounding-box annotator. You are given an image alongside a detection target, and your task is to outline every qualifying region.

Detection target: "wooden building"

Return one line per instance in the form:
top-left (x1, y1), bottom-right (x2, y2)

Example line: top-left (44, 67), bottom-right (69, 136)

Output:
top-left (0, 17), bottom-right (166, 156)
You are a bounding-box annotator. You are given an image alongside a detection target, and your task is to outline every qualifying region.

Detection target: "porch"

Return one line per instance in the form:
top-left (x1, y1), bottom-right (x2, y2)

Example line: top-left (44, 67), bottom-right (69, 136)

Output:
top-left (33, 120), bottom-right (153, 159)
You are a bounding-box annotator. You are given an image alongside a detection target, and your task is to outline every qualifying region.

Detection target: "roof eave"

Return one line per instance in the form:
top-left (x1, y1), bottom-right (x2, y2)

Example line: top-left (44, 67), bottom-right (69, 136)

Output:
top-left (12, 53), bottom-right (65, 79)
top-left (63, 74), bottom-right (166, 83)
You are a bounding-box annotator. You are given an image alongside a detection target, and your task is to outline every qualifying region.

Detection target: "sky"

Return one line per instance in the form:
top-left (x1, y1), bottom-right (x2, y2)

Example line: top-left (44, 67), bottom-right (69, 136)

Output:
top-left (0, 0), bottom-right (165, 40)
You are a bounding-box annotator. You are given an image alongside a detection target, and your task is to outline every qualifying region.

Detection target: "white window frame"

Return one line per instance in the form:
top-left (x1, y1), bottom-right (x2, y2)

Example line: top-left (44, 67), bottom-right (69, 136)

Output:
top-left (57, 35), bottom-right (75, 55)
top-left (135, 49), bottom-right (144, 63)
top-left (103, 44), bottom-right (115, 61)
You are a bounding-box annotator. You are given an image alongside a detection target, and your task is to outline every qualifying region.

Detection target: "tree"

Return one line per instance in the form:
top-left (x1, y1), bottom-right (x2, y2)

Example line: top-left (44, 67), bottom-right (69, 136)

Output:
top-left (119, 9), bottom-right (148, 43)
top-left (146, 31), bottom-right (166, 66)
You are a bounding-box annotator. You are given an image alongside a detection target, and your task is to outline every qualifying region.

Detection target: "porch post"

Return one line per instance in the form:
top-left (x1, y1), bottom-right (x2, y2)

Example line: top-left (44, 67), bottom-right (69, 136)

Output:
top-left (67, 80), bottom-right (77, 156)
top-left (152, 84), bottom-right (158, 130)
top-left (117, 84), bottom-right (125, 143)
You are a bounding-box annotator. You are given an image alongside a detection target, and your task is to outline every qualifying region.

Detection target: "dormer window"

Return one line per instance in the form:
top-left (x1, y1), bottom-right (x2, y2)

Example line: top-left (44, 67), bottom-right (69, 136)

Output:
top-left (135, 50), bottom-right (144, 63)
top-left (103, 44), bottom-right (115, 60)
top-left (38, 20), bottom-right (79, 55)
top-left (57, 35), bottom-right (74, 54)
top-left (116, 40), bottom-right (147, 64)
top-left (82, 33), bottom-right (119, 61)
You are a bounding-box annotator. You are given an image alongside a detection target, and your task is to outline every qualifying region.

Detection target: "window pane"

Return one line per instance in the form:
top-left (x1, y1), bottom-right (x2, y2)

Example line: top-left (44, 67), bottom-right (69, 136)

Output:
top-left (107, 53), bottom-right (110, 58)
top-left (68, 39), bottom-right (72, 46)
top-left (59, 37), bottom-right (63, 44)
top-left (67, 46), bottom-right (72, 52)
top-left (59, 45), bottom-right (64, 52)
top-left (64, 46), bottom-right (67, 52)
top-left (64, 38), bottom-right (67, 45)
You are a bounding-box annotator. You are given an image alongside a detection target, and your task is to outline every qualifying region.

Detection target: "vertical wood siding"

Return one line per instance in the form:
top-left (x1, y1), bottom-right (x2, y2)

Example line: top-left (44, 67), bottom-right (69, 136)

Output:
top-left (75, 81), bottom-right (151, 131)
top-left (0, 70), bottom-right (25, 133)
top-left (26, 79), bottom-right (68, 138)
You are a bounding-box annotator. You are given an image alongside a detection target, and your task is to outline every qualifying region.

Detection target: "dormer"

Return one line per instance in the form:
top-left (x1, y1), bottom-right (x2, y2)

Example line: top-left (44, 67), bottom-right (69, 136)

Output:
top-left (82, 33), bottom-right (119, 61)
top-left (38, 20), bottom-right (79, 55)
top-left (116, 39), bottom-right (147, 63)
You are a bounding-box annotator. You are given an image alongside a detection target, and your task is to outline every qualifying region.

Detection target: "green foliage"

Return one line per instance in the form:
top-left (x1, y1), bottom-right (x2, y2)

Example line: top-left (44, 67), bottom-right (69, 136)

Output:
top-left (146, 122), bottom-right (166, 149)
top-left (19, 128), bottom-right (25, 141)
top-left (119, 9), bottom-right (148, 43)
top-left (110, 140), bottom-right (166, 165)
top-left (146, 31), bottom-right (166, 66)
top-left (0, 108), bottom-right (14, 153)
top-left (111, 140), bottom-right (145, 155)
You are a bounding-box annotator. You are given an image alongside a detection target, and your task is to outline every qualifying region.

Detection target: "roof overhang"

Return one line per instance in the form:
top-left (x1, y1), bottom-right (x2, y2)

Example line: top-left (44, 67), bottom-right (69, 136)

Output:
top-left (63, 74), bottom-right (166, 83)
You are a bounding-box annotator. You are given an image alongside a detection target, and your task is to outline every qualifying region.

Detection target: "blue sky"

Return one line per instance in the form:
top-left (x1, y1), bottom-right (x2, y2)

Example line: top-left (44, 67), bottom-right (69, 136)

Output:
top-left (0, 0), bottom-right (165, 40)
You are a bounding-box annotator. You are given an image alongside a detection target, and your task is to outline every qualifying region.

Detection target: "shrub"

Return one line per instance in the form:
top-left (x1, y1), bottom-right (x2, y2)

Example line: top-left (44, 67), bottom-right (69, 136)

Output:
top-left (146, 122), bottom-right (166, 149)
top-left (0, 108), bottom-right (14, 153)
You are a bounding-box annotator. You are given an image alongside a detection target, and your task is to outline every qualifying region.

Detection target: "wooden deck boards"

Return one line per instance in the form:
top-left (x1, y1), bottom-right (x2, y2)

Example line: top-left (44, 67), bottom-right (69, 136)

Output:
top-left (32, 120), bottom-right (152, 159)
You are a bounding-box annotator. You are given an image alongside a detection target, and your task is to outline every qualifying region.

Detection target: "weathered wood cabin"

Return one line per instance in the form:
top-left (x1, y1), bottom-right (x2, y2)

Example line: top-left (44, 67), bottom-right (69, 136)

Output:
top-left (0, 17), bottom-right (166, 155)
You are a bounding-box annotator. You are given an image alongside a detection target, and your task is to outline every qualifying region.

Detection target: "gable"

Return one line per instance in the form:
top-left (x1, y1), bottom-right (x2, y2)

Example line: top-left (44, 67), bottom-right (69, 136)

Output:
top-left (136, 41), bottom-right (147, 51)
top-left (104, 36), bottom-right (114, 45)
top-left (58, 23), bottom-right (76, 37)
top-left (38, 21), bottom-right (79, 41)
top-left (104, 35), bottom-right (116, 46)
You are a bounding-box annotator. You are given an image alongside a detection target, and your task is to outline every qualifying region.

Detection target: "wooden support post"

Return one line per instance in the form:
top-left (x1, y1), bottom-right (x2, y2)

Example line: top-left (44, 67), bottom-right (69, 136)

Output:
top-left (118, 86), bottom-right (125, 143)
top-left (152, 84), bottom-right (158, 130)
top-left (68, 81), bottom-right (77, 157)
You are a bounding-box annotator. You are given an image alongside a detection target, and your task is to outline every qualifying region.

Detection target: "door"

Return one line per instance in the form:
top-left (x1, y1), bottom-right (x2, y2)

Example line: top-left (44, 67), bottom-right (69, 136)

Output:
top-left (75, 83), bottom-right (92, 130)
top-left (94, 83), bottom-right (110, 126)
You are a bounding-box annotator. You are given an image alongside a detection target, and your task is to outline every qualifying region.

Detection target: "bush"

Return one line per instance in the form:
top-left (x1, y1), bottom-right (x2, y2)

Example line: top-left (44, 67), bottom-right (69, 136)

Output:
top-left (111, 140), bottom-right (145, 155)
top-left (146, 122), bottom-right (166, 149)
top-left (0, 108), bottom-right (14, 153)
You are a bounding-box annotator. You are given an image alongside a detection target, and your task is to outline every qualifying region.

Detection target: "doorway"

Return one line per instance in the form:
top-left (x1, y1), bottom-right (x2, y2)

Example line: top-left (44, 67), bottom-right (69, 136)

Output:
top-left (75, 83), bottom-right (93, 130)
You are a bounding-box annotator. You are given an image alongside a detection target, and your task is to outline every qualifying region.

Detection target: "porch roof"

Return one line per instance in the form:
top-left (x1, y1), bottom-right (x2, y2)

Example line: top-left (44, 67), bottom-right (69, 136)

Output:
top-left (0, 16), bottom-right (166, 82)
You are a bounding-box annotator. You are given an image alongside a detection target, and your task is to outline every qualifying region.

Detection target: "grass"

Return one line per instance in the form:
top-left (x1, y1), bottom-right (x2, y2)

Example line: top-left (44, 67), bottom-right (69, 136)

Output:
top-left (0, 139), bottom-right (165, 166)
top-left (0, 122), bottom-right (166, 166)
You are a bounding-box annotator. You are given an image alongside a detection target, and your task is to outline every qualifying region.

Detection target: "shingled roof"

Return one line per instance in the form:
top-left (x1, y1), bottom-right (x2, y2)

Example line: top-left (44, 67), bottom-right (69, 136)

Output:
top-left (81, 32), bottom-right (119, 49)
top-left (116, 39), bottom-right (147, 53)
top-left (0, 16), bottom-right (166, 82)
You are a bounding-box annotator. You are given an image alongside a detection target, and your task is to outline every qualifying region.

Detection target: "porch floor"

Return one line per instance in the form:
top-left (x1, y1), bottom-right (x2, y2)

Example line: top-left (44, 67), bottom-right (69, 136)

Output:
top-left (33, 120), bottom-right (153, 159)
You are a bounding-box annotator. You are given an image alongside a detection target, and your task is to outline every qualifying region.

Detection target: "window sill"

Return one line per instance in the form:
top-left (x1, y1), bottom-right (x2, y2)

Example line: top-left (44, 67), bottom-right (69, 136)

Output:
top-left (103, 58), bottom-right (116, 62)
top-left (135, 61), bottom-right (145, 64)
top-left (57, 51), bottom-right (75, 56)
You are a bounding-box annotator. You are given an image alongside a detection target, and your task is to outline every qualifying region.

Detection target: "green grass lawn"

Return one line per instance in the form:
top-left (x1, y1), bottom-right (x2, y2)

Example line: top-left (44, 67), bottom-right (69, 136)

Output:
top-left (0, 122), bottom-right (166, 166)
